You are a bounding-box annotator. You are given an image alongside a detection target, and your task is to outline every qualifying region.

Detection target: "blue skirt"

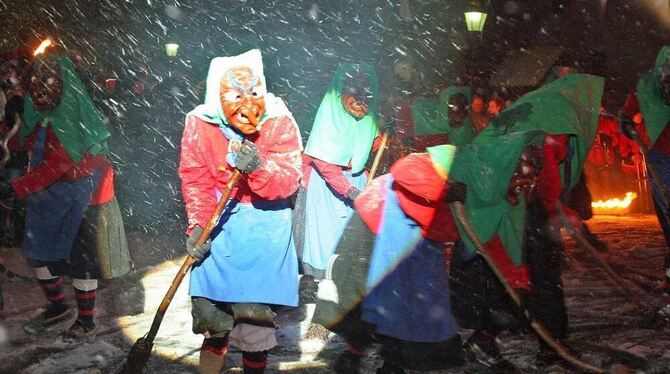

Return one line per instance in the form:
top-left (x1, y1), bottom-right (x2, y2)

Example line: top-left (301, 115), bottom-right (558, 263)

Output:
top-left (22, 175), bottom-right (97, 263)
top-left (361, 177), bottom-right (459, 342)
top-left (302, 167), bottom-right (367, 273)
top-left (189, 199), bottom-right (299, 307)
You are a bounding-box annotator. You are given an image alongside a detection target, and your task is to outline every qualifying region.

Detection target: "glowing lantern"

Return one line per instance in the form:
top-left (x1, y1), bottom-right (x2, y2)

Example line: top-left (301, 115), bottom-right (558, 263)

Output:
top-left (33, 39), bottom-right (53, 56)
top-left (165, 43), bottom-right (179, 57)
top-left (465, 11), bottom-right (488, 32)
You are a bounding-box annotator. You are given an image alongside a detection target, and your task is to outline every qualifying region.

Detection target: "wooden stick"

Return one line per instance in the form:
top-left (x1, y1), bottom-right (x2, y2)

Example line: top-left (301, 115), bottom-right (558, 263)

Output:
top-left (367, 132), bottom-right (389, 185)
top-left (451, 201), bottom-right (606, 373)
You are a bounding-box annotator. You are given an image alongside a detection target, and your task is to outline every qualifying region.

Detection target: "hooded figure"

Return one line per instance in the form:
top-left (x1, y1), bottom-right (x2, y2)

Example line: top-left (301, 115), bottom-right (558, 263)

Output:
top-left (1, 54), bottom-right (128, 338)
top-left (311, 130), bottom-right (545, 373)
top-left (451, 73), bottom-right (604, 370)
top-left (299, 63), bottom-right (379, 279)
top-left (178, 49), bottom-right (302, 374)
top-left (412, 86), bottom-right (476, 149)
top-left (625, 46), bottom-right (670, 310)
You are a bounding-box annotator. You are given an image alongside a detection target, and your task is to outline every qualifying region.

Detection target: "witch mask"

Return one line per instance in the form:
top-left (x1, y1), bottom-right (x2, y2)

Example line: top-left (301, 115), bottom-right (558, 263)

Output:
top-left (220, 66), bottom-right (266, 134)
top-left (506, 145), bottom-right (543, 205)
top-left (341, 72), bottom-right (372, 119)
top-left (29, 59), bottom-right (63, 111)
top-left (447, 93), bottom-right (469, 127)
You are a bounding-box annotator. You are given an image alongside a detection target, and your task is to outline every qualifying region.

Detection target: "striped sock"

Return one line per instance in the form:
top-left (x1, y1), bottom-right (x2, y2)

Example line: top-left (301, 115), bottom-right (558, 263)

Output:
top-left (242, 350), bottom-right (268, 374)
top-left (38, 276), bottom-right (65, 305)
top-left (202, 335), bottom-right (229, 356)
top-left (74, 288), bottom-right (96, 329)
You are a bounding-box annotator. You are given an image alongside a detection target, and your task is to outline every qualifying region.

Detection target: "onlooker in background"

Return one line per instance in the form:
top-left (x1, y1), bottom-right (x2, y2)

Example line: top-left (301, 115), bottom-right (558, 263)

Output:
top-left (486, 97), bottom-right (505, 119)
top-left (469, 94), bottom-right (489, 134)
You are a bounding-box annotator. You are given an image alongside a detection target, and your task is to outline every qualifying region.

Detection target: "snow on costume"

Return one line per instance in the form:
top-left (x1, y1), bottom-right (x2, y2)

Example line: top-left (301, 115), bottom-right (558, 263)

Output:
top-left (300, 63), bottom-right (379, 279)
top-left (313, 146), bottom-right (468, 372)
top-left (452, 73), bottom-right (604, 367)
top-left (625, 46), bottom-right (670, 306)
top-left (412, 86), bottom-right (475, 149)
top-left (178, 50), bottom-right (302, 372)
top-left (10, 54), bottom-right (128, 336)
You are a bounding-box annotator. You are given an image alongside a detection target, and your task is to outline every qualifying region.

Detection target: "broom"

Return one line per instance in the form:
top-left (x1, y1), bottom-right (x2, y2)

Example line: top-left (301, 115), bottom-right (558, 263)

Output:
top-left (451, 201), bottom-right (607, 373)
top-left (118, 170), bottom-right (241, 374)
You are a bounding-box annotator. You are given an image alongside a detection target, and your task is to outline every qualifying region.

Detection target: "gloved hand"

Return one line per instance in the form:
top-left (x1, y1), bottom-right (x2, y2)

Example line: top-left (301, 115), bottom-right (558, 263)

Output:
top-left (186, 225), bottom-right (212, 262)
top-left (620, 114), bottom-right (638, 140)
top-left (235, 141), bottom-right (261, 173)
top-left (444, 182), bottom-right (467, 203)
top-left (0, 182), bottom-right (15, 200)
top-left (346, 187), bottom-right (361, 201)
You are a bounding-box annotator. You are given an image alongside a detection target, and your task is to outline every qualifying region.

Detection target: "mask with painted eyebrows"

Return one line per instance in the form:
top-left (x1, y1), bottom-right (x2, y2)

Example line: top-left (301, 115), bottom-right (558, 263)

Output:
top-left (29, 60), bottom-right (63, 111)
top-left (506, 145), bottom-right (543, 205)
top-left (220, 66), bottom-right (266, 134)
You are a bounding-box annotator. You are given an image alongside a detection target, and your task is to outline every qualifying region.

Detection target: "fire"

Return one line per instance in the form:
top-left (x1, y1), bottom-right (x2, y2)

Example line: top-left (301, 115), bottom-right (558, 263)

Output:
top-left (33, 39), bottom-right (53, 56)
top-left (592, 192), bottom-right (638, 209)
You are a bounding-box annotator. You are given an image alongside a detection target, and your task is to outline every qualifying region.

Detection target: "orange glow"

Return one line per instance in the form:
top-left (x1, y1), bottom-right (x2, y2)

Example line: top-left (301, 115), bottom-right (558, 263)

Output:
top-left (33, 39), bottom-right (53, 56)
top-left (592, 192), bottom-right (638, 209)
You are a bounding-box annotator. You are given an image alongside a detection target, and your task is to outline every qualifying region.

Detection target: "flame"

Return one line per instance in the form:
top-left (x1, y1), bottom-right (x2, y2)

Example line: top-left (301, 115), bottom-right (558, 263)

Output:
top-left (33, 39), bottom-right (53, 56)
top-left (591, 192), bottom-right (638, 209)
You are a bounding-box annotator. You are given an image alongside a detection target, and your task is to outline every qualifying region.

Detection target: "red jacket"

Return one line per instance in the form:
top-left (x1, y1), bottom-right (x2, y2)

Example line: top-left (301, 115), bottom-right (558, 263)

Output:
top-left (355, 153), bottom-right (460, 243)
top-left (624, 91), bottom-right (670, 156)
top-left (179, 114), bottom-right (302, 234)
top-left (12, 126), bottom-right (114, 204)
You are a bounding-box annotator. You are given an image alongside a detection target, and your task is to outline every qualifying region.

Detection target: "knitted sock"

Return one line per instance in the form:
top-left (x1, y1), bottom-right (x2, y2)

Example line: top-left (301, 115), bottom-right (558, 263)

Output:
top-left (74, 288), bottom-right (96, 329)
top-left (242, 350), bottom-right (268, 374)
top-left (38, 276), bottom-right (65, 305)
top-left (199, 336), bottom-right (228, 374)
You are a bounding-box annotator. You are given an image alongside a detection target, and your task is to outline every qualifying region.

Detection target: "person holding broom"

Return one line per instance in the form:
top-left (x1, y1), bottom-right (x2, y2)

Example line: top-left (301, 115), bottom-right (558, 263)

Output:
top-left (297, 63), bottom-right (380, 287)
top-left (178, 49), bottom-right (302, 374)
top-left (0, 52), bottom-right (129, 338)
top-left (622, 46), bottom-right (670, 315)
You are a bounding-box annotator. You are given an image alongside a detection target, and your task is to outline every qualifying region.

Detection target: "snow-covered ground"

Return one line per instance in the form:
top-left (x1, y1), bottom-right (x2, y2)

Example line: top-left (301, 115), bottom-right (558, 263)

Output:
top-left (0, 214), bottom-right (669, 373)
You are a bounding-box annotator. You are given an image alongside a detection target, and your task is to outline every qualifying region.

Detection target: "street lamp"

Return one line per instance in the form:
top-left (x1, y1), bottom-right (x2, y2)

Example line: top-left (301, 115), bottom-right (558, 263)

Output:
top-left (464, 1), bottom-right (488, 32)
top-left (464, 11), bottom-right (487, 32)
top-left (165, 43), bottom-right (179, 57)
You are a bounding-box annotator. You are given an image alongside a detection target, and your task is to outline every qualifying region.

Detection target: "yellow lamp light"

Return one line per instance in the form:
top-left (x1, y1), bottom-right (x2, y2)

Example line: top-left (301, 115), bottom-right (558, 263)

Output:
top-left (165, 43), bottom-right (179, 57)
top-left (465, 11), bottom-right (487, 32)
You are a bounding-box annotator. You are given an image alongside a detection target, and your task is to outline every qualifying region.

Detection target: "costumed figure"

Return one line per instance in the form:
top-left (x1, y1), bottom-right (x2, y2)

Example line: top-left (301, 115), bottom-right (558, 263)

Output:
top-left (298, 64), bottom-right (379, 281)
top-left (178, 49), bottom-right (302, 374)
top-left (412, 86), bottom-right (476, 150)
top-left (455, 73), bottom-right (604, 370)
top-left (622, 45), bottom-right (670, 312)
top-left (312, 130), bottom-right (545, 373)
top-left (0, 55), bottom-right (129, 337)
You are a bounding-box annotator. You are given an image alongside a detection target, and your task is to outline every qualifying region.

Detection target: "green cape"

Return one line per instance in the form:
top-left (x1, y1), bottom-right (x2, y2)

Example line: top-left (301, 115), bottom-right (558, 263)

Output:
top-left (449, 130), bottom-right (546, 264)
top-left (189, 49), bottom-right (294, 130)
top-left (21, 55), bottom-right (110, 162)
top-left (479, 73), bottom-right (604, 190)
top-left (304, 63), bottom-right (379, 173)
top-left (412, 86), bottom-right (475, 147)
top-left (637, 46), bottom-right (670, 146)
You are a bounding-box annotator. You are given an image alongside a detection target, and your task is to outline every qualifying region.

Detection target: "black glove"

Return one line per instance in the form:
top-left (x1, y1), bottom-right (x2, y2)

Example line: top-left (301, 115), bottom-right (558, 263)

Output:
top-left (346, 187), bottom-right (361, 201)
top-left (620, 114), bottom-right (638, 140)
top-left (444, 182), bottom-right (467, 203)
top-left (235, 141), bottom-right (262, 173)
top-left (186, 225), bottom-right (212, 261)
top-left (0, 182), bottom-right (15, 200)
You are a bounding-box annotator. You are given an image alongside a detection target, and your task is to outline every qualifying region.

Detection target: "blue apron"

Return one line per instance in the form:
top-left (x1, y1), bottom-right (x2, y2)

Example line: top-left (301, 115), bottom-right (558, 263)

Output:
top-left (361, 176), bottom-right (459, 342)
top-left (302, 167), bottom-right (367, 271)
top-left (189, 198), bottom-right (299, 307)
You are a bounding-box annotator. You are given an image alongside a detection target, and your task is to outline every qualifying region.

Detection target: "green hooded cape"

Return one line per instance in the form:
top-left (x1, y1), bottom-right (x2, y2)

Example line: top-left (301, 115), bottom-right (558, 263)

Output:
top-left (21, 55), bottom-right (110, 162)
top-left (479, 73), bottom-right (604, 190)
top-left (637, 46), bottom-right (670, 146)
top-left (304, 63), bottom-right (379, 174)
top-left (449, 130), bottom-right (546, 264)
top-left (412, 86), bottom-right (475, 147)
